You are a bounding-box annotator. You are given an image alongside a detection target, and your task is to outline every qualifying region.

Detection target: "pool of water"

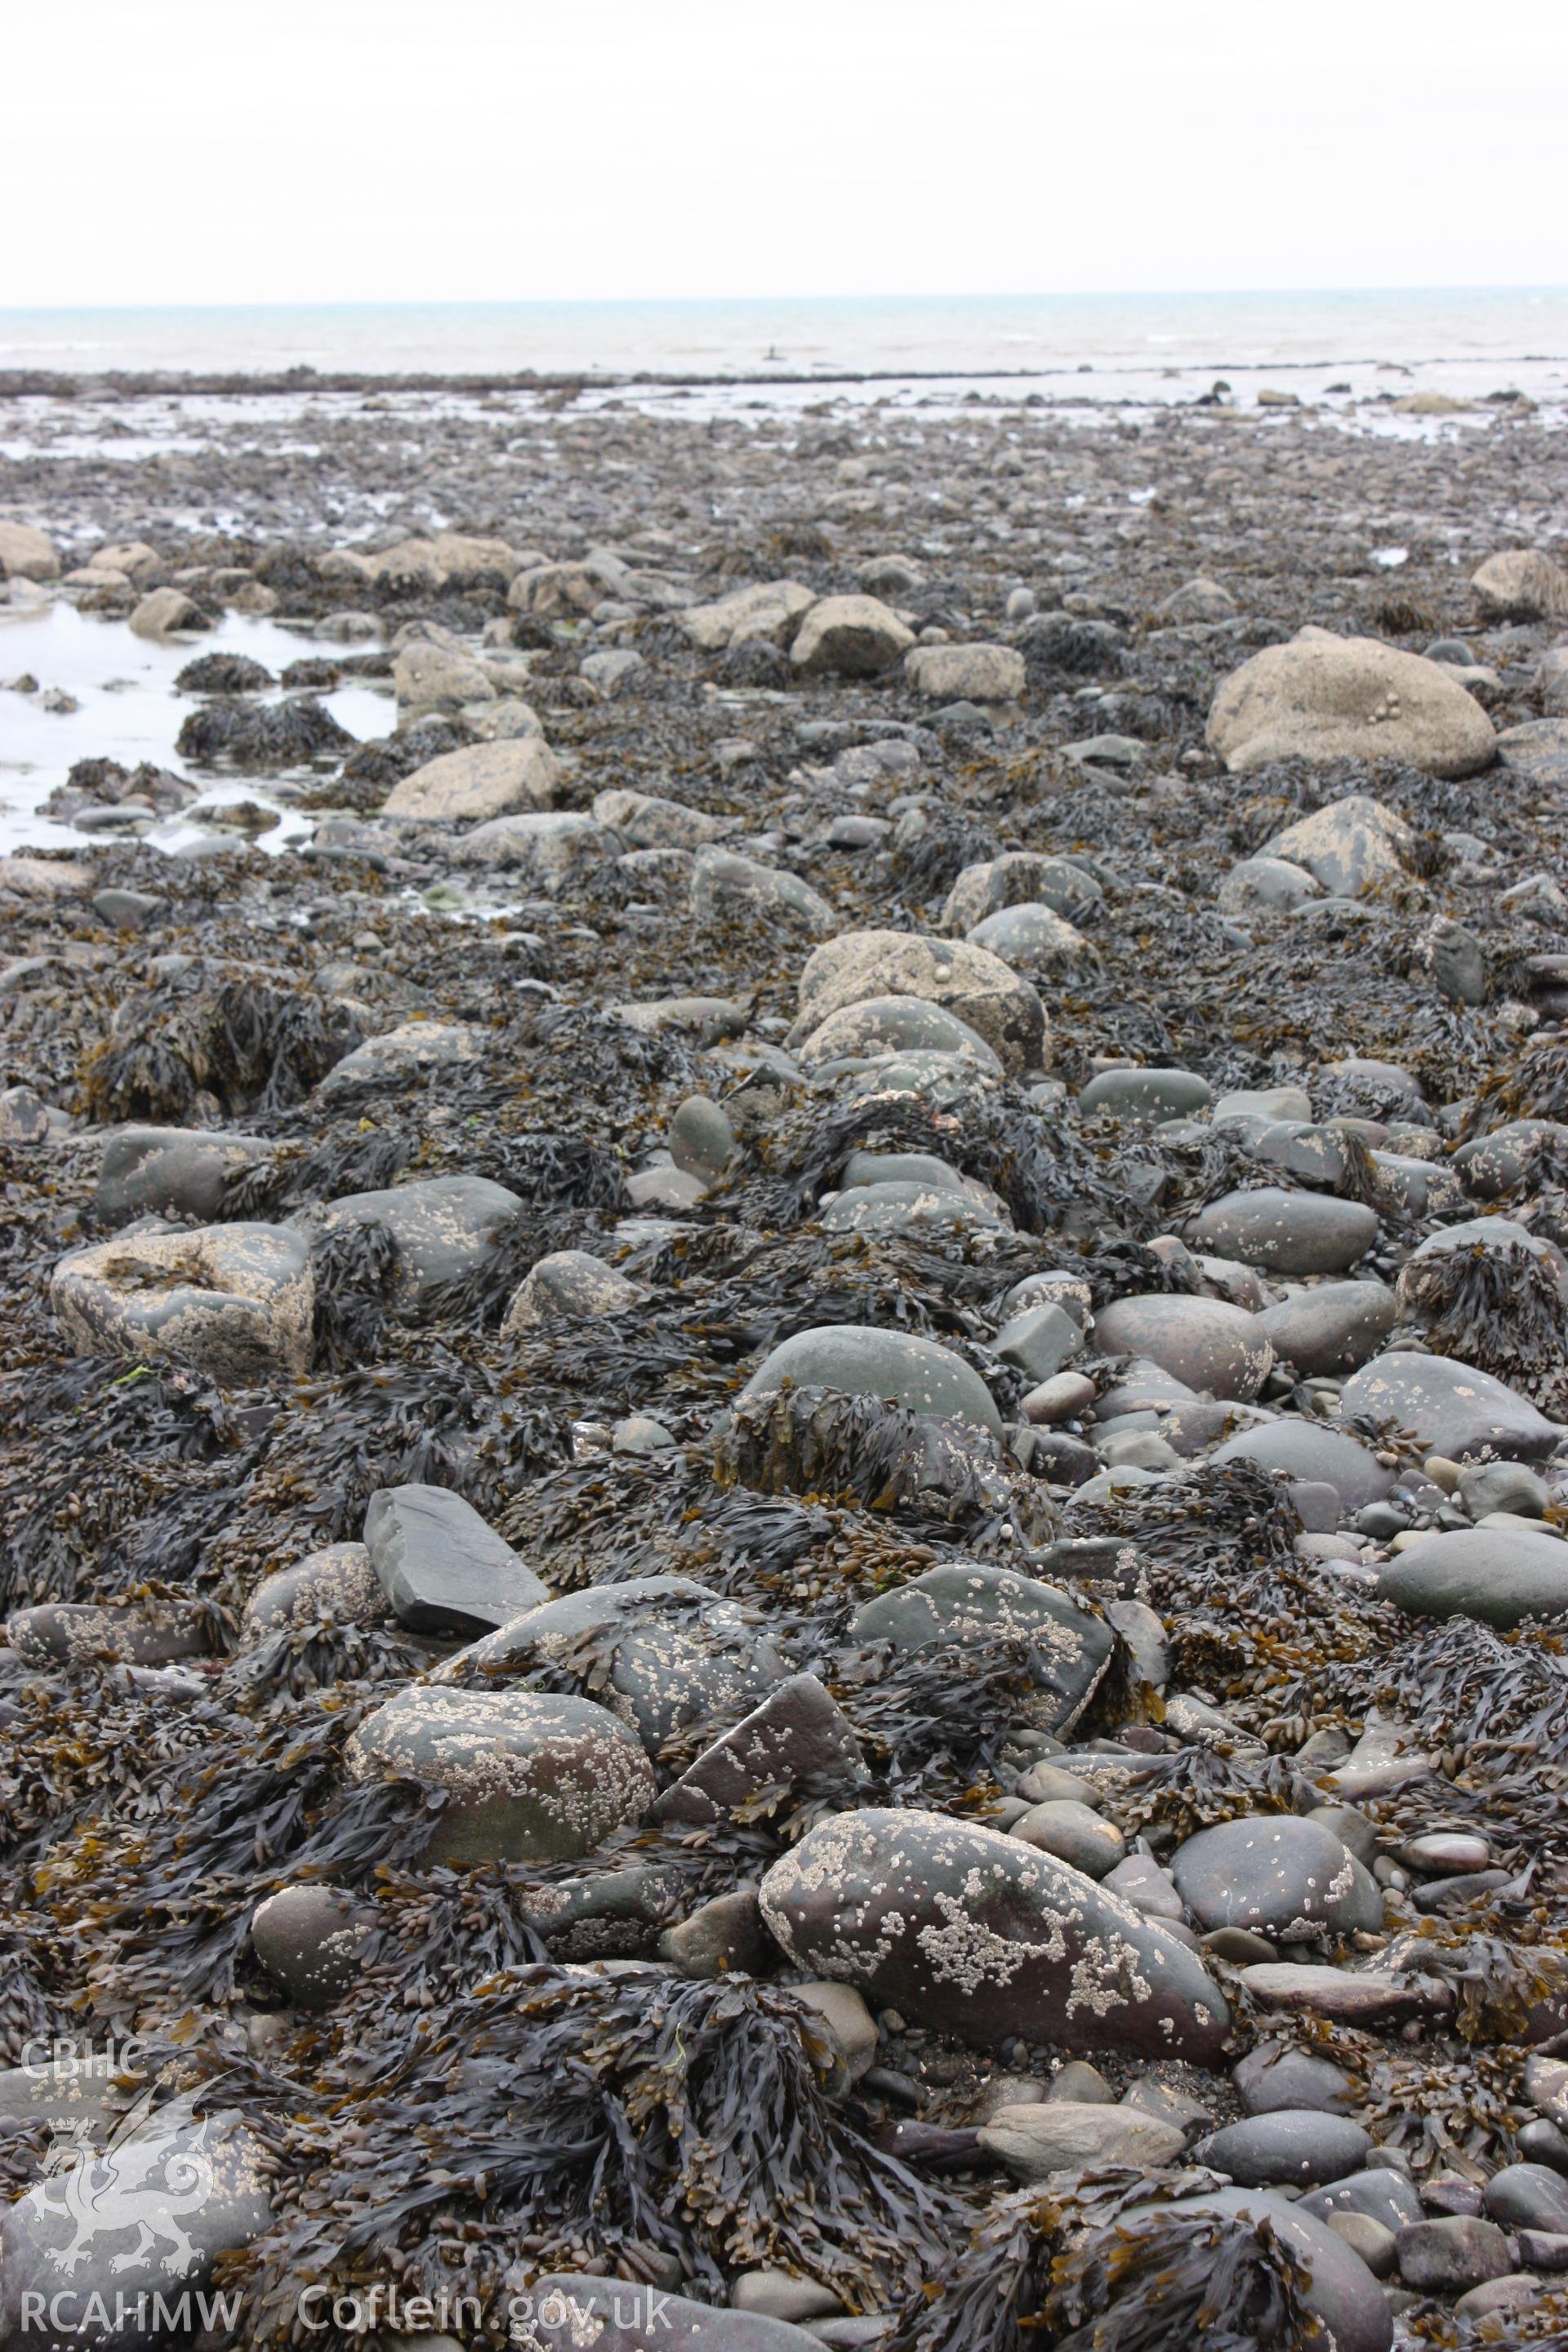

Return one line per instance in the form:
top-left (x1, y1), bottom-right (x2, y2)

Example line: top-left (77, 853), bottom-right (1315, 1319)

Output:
top-left (0, 601), bottom-right (394, 856)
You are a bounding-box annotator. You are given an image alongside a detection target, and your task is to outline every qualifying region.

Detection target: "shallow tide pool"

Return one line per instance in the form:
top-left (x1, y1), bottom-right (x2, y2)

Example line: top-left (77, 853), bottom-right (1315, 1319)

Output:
top-left (0, 601), bottom-right (394, 856)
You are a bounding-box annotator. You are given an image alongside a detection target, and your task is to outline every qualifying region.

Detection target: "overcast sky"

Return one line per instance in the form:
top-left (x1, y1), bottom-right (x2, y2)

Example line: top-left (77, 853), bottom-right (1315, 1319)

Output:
top-left (7, 0), bottom-right (1565, 307)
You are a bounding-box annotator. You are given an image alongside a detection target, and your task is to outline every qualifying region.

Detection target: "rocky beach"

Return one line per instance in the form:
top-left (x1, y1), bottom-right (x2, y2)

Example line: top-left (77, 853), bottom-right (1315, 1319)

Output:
top-left (2, 368), bottom-right (1568, 2351)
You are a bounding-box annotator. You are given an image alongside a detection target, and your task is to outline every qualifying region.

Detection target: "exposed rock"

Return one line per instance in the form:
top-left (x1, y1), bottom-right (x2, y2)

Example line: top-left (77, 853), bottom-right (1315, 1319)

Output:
top-left (1258, 1281), bottom-right (1398, 1376)
top-left (1471, 549), bottom-right (1568, 623)
top-left (363, 1484), bottom-right (550, 1633)
top-left (1169, 1815), bottom-right (1382, 1939)
top-left (0, 521), bottom-right (60, 581)
top-left (1192, 2109), bottom-right (1371, 2188)
top-left (1379, 1527), bottom-right (1568, 1628)
top-left (1184, 1187), bottom-right (1379, 1276)
top-left (294, 1174), bottom-right (522, 1302)
top-left (450, 811), bottom-right (612, 883)
top-left (759, 1808), bottom-right (1231, 2062)
top-left (251, 1883), bottom-right (378, 2008)
top-left (128, 585), bottom-right (209, 638)
top-left (347, 1686), bottom-right (655, 1864)
top-left (904, 644), bottom-right (1025, 701)
top-left (679, 581), bottom-right (815, 651)
top-left (942, 852), bottom-right (1105, 933)
top-left (1093, 1294), bottom-right (1274, 1401)
top-left (740, 1325), bottom-right (1002, 1435)
top-left (0, 2111), bottom-right (272, 2343)
top-left (1079, 1067), bottom-right (1211, 1121)
top-left (438, 1576), bottom-right (785, 1753)
top-left (978, 2100), bottom-right (1183, 2180)
top-left (51, 1223), bottom-right (313, 1381)
top-left (790, 596), bottom-right (915, 677)
top-left (502, 1250), bottom-right (647, 1338)
top-left (1261, 796), bottom-right (1414, 898)
top-left (95, 1125), bottom-right (270, 1225)
top-left (690, 848), bottom-right (835, 933)
top-left (1207, 632), bottom-right (1495, 777)
top-left (654, 1673), bottom-right (866, 1825)
top-left (853, 1561), bottom-right (1113, 1731)
top-left (1339, 1351), bottom-right (1561, 1461)
top-left (382, 737), bottom-right (555, 822)
top-left (791, 929), bottom-right (1047, 1074)
top-left (241, 1543), bottom-right (386, 1643)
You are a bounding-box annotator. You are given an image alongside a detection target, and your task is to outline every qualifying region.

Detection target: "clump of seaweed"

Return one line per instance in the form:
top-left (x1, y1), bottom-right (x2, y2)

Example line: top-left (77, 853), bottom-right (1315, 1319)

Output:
top-left (81, 972), bottom-right (364, 1120)
top-left (715, 1383), bottom-right (1058, 1541)
top-left (158, 1967), bottom-right (969, 2346)
top-left (885, 2170), bottom-right (1323, 2352)
top-left (1396, 1229), bottom-right (1568, 1410)
top-left (176, 695), bottom-right (356, 768)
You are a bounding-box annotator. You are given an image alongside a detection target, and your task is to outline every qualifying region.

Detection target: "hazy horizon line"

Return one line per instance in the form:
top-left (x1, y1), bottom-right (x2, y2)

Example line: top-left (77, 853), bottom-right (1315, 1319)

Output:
top-left (4, 283), bottom-right (1566, 318)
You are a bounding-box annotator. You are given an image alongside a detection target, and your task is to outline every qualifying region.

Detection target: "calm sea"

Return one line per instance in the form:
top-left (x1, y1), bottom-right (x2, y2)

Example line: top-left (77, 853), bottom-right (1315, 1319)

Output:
top-left (2, 287), bottom-right (1566, 386)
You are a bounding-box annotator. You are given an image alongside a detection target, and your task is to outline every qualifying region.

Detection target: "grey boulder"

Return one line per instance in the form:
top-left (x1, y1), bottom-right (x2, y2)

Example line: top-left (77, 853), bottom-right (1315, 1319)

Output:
top-left (296, 1174), bottom-right (523, 1304)
top-left (853, 1561), bottom-right (1113, 1733)
top-left (0, 2110), bottom-right (272, 2349)
top-left (1185, 1187), bottom-right (1378, 1276)
top-left (690, 848), bottom-right (835, 934)
top-left (502, 1248), bottom-right (647, 1338)
top-left (1117, 2189), bottom-right (1392, 2352)
top-left (1093, 1294), bottom-right (1273, 1401)
top-left (437, 1575), bottom-right (785, 1753)
top-left (1170, 1815), bottom-right (1382, 1939)
top-left (1210, 1421), bottom-right (1393, 1512)
top-left (528, 2278), bottom-right (826, 2352)
top-left (1339, 1351), bottom-right (1561, 1461)
top-left (250, 1883), bottom-right (378, 2009)
top-left (740, 1324), bottom-right (1002, 1435)
top-left (95, 1126), bottom-right (270, 1225)
top-left (978, 2100), bottom-right (1183, 2180)
top-left (791, 929), bottom-right (1047, 1075)
top-left (346, 1686), bottom-right (655, 1864)
top-left (241, 1542), bottom-right (386, 1643)
top-left (51, 1223), bottom-right (313, 1382)
top-left (1258, 1281), bottom-right (1397, 1376)
top-left (1379, 1528), bottom-right (1568, 1628)
top-left (1192, 2108), bottom-right (1372, 2188)
top-left (1079, 1067), bottom-right (1211, 1122)
top-left (1208, 633), bottom-right (1494, 782)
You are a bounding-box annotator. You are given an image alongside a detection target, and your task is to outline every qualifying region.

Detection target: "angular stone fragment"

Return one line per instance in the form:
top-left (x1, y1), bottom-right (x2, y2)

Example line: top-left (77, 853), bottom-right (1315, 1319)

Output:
top-left (654, 1673), bottom-right (866, 1824)
top-left (364, 1484), bottom-right (550, 1633)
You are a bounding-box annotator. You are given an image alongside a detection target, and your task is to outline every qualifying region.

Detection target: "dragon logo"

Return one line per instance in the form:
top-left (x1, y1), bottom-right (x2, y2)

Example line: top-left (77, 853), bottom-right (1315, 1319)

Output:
top-left (34, 2110), bottom-right (215, 2280)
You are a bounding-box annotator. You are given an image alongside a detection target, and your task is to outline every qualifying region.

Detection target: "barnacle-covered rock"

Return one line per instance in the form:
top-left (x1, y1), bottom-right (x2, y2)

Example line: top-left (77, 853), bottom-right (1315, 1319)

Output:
top-left (51, 1221), bottom-right (314, 1381)
top-left (759, 1807), bottom-right (1231, 2062)
top-left (346, 1685), bottom-right (655, 1864)
top-left (436, 1575), bottom-right (786, 1754)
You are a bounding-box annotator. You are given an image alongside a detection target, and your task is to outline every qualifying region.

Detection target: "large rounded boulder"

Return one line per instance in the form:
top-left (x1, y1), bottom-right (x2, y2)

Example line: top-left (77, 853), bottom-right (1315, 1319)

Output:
top-left (1339, 1351), bottom-right (1561, 1461)
top-left (1093, 1294), bottom-right (1273, 1401)
top-left (346, 1685), bottom-right (655, 1864)
top-left (1379, 1528), bottom-right (1568, 1628)
top-left (739, 1323), bottom-right (1002, 1435)
top-left (1206, 630), bottom-right (1495, 778)
top-left (759, 1807), bottom-right (1231, 2063)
